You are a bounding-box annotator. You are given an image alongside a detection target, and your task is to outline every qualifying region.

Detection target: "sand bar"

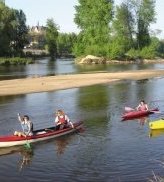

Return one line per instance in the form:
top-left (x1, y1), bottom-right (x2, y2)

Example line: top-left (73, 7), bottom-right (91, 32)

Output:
top-left (0, 69), bottom-right (164, 96)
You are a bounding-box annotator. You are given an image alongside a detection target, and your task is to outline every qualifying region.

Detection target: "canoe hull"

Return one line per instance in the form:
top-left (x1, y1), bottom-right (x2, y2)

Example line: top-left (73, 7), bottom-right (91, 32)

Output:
top-left (0, 121), bottom-right (83, 148)
top-left (122, 108), bottom-right (158, 121)
top-left (149, 119), bottom-right (164, 130)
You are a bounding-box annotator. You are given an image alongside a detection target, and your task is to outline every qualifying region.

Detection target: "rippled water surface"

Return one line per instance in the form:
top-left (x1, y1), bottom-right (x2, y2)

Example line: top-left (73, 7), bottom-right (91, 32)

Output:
top-left (0, 77), bottom-right (164, 181)
top-left (1, 57), bottom-right (164, 80)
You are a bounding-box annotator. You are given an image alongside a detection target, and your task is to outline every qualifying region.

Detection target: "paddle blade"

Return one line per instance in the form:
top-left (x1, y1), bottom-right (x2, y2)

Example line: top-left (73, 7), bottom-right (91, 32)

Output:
top-left (24, 141), bottom-right (31, 149)
top-left (125, 107), bottom-right (134, 112)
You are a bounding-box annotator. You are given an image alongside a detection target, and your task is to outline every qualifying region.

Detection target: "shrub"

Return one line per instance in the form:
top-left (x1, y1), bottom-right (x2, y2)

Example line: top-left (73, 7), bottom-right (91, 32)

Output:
top-left (0, 57), bottom-right (33, 65)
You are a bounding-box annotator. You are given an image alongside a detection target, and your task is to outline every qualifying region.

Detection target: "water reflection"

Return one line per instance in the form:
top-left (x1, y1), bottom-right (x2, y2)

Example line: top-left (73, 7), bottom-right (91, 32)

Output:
top-left (0, 78), bottom-right (164, 181)
top-left (122, 116), bottom-right (148, 126)
top-left (0, 145), bottom-right (33, 171)
top-left (0, 128), bottom-right (85, 172)
top-left (78, 85), bottom-right (109, 111)
top-left (137, 117), bottom-right (148, 126)
top-left (18, 147), bottom-right (33, 171)
top-left (54, 126), bottom-right (85, 156)
top-left (54, 135), bottom-right (74, 156)
top-left (0, 94), bottom-right (25, 105)
top-left (1, 58), bottom-right (164, 81)
top-left (149, 129), bottom-right (164, 138)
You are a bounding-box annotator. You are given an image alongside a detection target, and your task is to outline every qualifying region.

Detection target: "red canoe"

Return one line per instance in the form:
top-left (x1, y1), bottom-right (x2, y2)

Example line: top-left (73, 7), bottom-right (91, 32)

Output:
top-left (0, 121), bottom-right (83, 148)
top-left (122, 108), bottom-right (159, 121)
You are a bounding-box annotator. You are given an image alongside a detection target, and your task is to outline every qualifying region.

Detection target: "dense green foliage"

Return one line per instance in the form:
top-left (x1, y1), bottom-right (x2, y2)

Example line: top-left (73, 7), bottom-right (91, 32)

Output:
top-left (133, 0), bottom-right (156, 49)
top-left (45, 18), bottom-right (59, 58)
top-left (74, 0), bottom-right (113, 57)
top-left (57, 32), bottom-right (77, 57)
top-left (111, 2), bottom-right (134, 59)
top-left (0, 0), bottom-right (163, 61)
top-left (0, 2), bottom-right (28, 57)
top-left (0, 57), bottom-right (33, 65)
top-left (73, 0), bottom-right (162, 60)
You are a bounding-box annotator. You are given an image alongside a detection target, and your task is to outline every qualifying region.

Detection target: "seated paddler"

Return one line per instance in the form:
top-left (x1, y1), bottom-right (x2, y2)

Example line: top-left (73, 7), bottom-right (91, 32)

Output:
top-left (54, 110), bottom-right (74, 130)
top-left (14, 113), bottom-right (33, 137)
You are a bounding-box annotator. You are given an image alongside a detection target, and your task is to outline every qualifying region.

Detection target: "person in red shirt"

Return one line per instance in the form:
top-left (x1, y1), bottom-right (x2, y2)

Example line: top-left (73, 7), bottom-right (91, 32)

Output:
top-left (136, 100), bottom-right (149, 111)
top-left (54, 110), bottom-right (74, 130)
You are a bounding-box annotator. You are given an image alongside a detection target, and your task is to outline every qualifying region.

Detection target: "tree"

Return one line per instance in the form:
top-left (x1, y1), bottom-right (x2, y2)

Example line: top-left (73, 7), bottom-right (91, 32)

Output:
top-left (57, 33), bottom-right (77, 57)
top-left (11, 9), bottom-right (28, 56)
top-left (109, 0), bottom-right (157, 59)
top-left (45, 18), bottom-right (59, 58)
top-left (0, 2), bottom-right (14, 56)
top-left (131, 0), bottom-right (156, 49)
top-left (74, 0), bottom-right (114, 57)
top-left (0, 2), bottom-right (28, 57)
top-left (110, 1), bottom-right (134, 58)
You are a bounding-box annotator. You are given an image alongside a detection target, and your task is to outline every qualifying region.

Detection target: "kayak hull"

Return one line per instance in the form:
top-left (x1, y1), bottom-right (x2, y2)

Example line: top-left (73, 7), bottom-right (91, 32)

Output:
top-left (149, 119), bottom-right (164, 130)
top-left (122, 108), bottom-right (158, 121)
top-left (0, 121), bottom-right (83, 148)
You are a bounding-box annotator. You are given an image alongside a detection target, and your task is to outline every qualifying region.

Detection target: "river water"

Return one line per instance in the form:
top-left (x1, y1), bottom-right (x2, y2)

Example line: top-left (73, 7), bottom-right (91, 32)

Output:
top-left (1, 58), bottom-right (164, 80)
top-left (0, 58), bottom-right (164, 181)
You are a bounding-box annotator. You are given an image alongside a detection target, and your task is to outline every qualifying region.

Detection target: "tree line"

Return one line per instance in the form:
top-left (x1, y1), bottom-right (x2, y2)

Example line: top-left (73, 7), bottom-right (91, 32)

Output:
top-left (0, 1), bottom-right (77, 59)
top-left (74, 0), bottom-right (164, 60)
top-left (0, 0), bottom-right (164, 60)
top-left (0, 2), bottom-right (28, 57)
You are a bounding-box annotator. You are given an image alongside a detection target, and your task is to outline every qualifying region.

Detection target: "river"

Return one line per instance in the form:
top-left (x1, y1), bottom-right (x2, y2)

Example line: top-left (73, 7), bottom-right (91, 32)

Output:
top-left (1, 58), bottom-right (164, 80)
top-left (0, 58), bottom-right (164, 181)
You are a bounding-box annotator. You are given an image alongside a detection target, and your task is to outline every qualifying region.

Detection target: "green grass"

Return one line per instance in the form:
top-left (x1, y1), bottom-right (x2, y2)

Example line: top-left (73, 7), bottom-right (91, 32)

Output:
top-left (0, 57), bottom-right (34, 65)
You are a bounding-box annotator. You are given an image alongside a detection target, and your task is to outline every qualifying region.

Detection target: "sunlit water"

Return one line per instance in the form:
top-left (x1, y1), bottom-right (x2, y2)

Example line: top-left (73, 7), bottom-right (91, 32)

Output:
top-left (1, 58), bottom-right (164, 181)
top-left (0, 77), bottom-right (164, 181)
top-left (1, 57), bottom-right (164, 80)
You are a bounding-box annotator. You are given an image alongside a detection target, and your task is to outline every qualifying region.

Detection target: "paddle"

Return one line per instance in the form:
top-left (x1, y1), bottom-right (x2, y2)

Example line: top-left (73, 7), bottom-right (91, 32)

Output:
top-left (149, 108), bottom-right (160, 113)
top-left (124, 107), bottom-right (135, 112)
top-left (125, 106), bottom-right (160, 114)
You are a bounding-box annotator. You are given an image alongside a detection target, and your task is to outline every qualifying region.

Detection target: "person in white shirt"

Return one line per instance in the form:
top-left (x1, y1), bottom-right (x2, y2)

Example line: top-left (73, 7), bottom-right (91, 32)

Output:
top-left (14, 113), bottom-right (33, 137)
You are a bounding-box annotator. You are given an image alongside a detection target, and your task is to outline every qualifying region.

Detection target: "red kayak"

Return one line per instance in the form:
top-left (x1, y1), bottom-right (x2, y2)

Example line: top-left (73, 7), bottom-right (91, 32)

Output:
top-left (122, 108), bottom-right (159, 121)
top-left (0, 121), bottom-right (83, 148)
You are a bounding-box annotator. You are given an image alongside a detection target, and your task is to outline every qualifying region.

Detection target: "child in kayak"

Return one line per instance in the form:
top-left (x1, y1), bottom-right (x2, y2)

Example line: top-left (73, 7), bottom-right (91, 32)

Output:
top-left (14, 113), bottom-right (33, 137)
top-left (136, 100), bottom-right (149, 111)
top-left (54, 110), bottom-right (74, 130)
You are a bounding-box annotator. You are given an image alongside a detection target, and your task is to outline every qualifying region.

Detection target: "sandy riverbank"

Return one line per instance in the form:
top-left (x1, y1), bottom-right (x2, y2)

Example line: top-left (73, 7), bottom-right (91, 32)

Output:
top-left (0, 69), bottom-right (164, 96)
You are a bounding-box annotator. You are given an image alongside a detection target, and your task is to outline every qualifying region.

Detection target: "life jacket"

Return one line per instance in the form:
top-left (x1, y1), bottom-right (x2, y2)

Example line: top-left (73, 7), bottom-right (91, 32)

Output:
top-left (58, 115), bottom-right (67, 124)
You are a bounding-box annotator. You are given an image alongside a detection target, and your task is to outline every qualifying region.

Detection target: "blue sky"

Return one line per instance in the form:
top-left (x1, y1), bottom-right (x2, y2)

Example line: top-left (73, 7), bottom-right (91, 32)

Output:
top-left (5, 0), bottom-right (164, 38)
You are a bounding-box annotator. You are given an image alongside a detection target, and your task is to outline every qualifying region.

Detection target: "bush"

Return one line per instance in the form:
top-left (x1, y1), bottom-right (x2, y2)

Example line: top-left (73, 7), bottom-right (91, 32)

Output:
top-left (0, 57), bottom-right (34, 65)
top-left (125, 49), bottom-right (140, 60)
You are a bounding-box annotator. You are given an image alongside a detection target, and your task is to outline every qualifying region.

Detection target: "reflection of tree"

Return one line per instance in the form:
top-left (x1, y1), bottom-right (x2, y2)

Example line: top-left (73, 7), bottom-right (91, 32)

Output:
top-left (18, 147), bottom-right (34, 171)
top-left (78, 85), bottom-right (108, 110)
top-left (78, 85), bottom-right (110, 132)
top-left (0, 95), bottom-right (25, 105)
top-left (47, 57), bottom-right (57, 75)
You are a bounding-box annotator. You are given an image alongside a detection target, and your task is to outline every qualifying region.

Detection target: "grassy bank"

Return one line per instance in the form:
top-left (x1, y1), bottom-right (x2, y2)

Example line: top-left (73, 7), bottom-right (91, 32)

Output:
top-left (0, 57), bottom-right (34, 65)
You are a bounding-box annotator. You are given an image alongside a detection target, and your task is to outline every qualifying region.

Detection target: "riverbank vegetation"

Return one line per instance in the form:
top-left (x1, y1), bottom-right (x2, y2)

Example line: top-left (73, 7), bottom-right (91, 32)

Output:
top-left (73, 0), bottom-right (164, 61)
top-left (0, 0), bottom-right (164, 63)
top-left (0, 57), bottom-right (33, 65)
top-left (0, 2), bottom-right (28, 58)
